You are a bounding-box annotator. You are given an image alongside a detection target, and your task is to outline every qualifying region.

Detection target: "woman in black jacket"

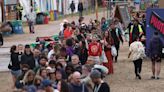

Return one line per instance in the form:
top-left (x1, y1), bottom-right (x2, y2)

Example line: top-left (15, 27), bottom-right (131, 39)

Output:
top-left (9, 45), bottom-right (22, 89)
top-left (75, 41), bottom-right (88, 65)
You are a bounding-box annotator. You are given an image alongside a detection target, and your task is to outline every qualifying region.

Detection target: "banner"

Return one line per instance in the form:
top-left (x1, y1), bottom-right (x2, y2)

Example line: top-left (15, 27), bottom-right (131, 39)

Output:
top-left (146, 8), bottom-right (164, 56)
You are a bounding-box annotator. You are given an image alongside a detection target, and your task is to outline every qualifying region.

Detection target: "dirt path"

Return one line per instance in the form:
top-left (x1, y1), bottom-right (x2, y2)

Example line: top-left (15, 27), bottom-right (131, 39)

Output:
top-left (0, 12), bottom-right (164, 92)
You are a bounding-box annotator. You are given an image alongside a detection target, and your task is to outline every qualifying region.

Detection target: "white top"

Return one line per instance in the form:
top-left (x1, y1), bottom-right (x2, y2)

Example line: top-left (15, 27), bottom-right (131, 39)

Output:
top-left (129, 41), bottom-right (145, 61)
top-left (47, 50), bottom-right (54, 60)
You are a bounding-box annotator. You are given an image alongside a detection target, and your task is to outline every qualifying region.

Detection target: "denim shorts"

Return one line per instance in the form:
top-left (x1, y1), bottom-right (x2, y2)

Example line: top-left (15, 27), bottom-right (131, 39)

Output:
top-left (11, 70), bottom-right (22, 78)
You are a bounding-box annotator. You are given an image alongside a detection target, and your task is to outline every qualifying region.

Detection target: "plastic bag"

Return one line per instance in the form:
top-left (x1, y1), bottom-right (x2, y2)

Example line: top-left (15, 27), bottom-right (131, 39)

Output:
top-left (100, 51), bottom-right (108, 63)
top-left (111, 46), bottom-right (117, 57)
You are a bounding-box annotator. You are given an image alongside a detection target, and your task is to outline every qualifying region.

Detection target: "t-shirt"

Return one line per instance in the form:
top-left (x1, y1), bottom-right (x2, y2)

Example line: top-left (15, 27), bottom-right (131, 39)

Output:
top-left (129, 41), bottom-right (145, 61)
top-left (93, 82), bottom-right (110, 92)
top-left (88, 42), bottom-right (102, 56)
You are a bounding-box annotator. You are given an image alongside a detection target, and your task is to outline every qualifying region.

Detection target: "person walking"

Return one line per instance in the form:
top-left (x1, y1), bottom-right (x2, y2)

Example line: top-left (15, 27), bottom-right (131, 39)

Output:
top-left (149, 32), bottom-right (163, 79)
top-left (25, 8), bottom-right (36, 33)
top-left (128, 19), bottom-right (144, 45)
top-left (88, 35), bottom-right (102, 65)
top-left (78, 1), bottom-right (84, 18)
top-left (103, 31), bottom-right (114, 74)
top-left (90, 70), bottom-right (110, 92)
top-left (70, 1), bottom-right (76, 17)
top-left (110, 23), bottom-right (123, 63)
top-left (128, 36), bottom-right (145, 79)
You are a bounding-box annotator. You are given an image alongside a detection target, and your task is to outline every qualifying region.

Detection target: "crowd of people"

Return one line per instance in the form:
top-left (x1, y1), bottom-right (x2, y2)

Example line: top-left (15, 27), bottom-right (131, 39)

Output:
top-left (8, 11), bottom-right (163, 92)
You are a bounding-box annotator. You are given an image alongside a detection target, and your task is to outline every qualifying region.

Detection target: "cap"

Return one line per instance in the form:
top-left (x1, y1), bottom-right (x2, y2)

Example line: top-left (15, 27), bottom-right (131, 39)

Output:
top-left (42, 79), bottom-right (52, 87)
top-left (90, 70), bottom-right (101, 79)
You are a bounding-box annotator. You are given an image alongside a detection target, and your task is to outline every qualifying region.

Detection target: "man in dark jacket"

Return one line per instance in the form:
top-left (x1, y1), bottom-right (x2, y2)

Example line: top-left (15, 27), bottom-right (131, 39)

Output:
top-left (70, 1), bottom-right (75, 16)
top-left (78, 1), bottom-right (83, 18)
top-left (20, 45), bottom-right (35, 70)
top-left (110, 23), bottom-right (124, 63)
top-left (149, 32), bottom-right (163, 80)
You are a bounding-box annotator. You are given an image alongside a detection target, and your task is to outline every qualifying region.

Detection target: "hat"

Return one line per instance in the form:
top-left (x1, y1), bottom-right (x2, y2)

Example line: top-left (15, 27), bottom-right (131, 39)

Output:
top-left (25, 44), bottom-right (30, 48)
top-left (94, 65), bottom-right (109, 74)
top-left (42, 79), bottom-right (52, 87)
top-left (90, 70), bottom-right (101, 79)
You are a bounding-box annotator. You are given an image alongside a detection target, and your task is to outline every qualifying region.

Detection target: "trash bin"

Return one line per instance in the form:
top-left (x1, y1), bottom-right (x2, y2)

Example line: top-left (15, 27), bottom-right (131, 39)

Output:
top-left (54, 10), bottom-right (58, 20)
top-left (50, 10), bottom-right (54, 21)
top-left (44, 16), bottom-right (49, 24)
top-left (36, 13), bottom-right (44, 24)
top-left (11, 20), bottom-right (24, 34)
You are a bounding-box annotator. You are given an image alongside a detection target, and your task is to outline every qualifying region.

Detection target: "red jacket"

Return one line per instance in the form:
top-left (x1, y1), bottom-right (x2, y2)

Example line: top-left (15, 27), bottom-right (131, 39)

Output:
top-left (88, 42), bottom-right (102, 56)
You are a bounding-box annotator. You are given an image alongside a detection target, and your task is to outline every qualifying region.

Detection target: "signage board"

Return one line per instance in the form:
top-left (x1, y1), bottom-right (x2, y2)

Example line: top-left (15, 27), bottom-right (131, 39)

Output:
top-left (146, 8), bottom-right (164, 57)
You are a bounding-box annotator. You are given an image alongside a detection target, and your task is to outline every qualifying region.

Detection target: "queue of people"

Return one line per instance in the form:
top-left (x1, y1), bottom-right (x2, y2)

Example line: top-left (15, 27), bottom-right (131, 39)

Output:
top-left (9, 17), bottom-right (114, 92)
top-left (8, 13), bottom-right (163, 92)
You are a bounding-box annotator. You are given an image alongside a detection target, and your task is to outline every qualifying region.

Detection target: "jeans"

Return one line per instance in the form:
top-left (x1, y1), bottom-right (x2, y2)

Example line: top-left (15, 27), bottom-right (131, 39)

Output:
top-left (133, 59), bottom-right (143, 77)
top-left (29, 21), bottom-right (34, 33)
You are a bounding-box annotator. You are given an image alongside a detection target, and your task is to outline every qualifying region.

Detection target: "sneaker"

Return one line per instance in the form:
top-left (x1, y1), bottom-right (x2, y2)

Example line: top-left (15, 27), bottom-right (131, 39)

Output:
top-left (138, 75), bottom-right (141, 80)
top-left (156, 77), bottom-right (160, 80)
top-left (151, 76), bottom-right (155, 79)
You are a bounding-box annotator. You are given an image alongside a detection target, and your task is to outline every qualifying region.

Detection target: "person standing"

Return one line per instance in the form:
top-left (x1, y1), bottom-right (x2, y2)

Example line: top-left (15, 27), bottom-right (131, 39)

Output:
top-left (88, 35), bottom-right (102, 64)
top-left (25, 8), bottom-right (36, 33)
top-left (78, 1), bottom-right (84, 18)
top-left (128, 37), bottom-right (145, 79)
top-left (149, 32), bottom-right (163, 79)
top-left (16, 2), bottom-right (23, 20)
top-left (20, 45), bottom-right (35, 70)
top-left (9, 45), bottom-right (22, 89)
top-left (90, 70), bottom-right (110, 92)
top-left (70, 1), bottom-right (76, 17)
top-left (110, 23), bottom-right (123, 63)
top-left (70, 71), bottom-right (89, 92)
top-left (103, 31), bottom-right (114, 74)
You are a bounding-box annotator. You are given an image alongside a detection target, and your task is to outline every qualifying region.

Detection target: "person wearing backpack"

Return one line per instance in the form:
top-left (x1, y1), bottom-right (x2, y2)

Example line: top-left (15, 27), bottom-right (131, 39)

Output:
top-left (110, 23), bottom-right (123, 63)
top-left (128, 36), bottom-right (145, 79)
top-left (149, 32), bottom-right (163, 80)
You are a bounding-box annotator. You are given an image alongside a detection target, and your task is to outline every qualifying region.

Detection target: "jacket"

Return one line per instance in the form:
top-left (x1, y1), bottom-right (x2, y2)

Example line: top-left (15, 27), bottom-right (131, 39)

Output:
top-left (21, 53), bottom-right (35, 69)
top-left (149, 35), bottom-right (163, 57)
top-left (78, 3), bottom-right (83, 12)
